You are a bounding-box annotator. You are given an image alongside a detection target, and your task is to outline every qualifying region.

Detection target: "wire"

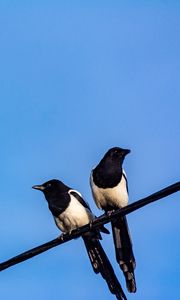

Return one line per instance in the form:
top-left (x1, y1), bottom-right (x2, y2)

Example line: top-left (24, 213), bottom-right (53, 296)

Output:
top-left (0, 181), bottom-right (179, 272)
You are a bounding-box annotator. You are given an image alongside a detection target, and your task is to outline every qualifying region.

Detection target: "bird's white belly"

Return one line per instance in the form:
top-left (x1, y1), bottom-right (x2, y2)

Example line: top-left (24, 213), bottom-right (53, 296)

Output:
top-left (90, 174), bottom-right (128, 209)
top-left (54, 195), bottom-right (94, 233)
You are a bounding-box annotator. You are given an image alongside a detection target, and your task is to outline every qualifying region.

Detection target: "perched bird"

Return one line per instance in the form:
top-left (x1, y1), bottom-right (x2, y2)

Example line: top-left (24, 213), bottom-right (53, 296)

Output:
top-left (90, 147), bottom-right (136, 293)
top-left (32, 179), bottom-right (127, 300)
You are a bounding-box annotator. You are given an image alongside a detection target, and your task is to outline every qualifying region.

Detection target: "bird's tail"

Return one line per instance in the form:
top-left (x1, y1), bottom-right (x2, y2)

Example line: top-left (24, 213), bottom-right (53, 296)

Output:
top-left (111, 215), bottom-right (136, 293)
top-left (83, 234), bottom-right (127, 300)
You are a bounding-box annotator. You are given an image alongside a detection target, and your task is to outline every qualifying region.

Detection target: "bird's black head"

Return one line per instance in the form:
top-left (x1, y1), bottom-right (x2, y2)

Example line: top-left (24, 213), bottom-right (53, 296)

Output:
top-left (103, 147), bottom-right (130, 163)
top-left (93, 147), bottom-right (131, 188)
top-left (32, 179), bottom-right (70, 200)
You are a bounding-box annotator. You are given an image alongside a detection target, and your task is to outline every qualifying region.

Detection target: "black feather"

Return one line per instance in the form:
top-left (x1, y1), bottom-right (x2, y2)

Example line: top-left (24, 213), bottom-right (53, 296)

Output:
top-left (83, 233), bottom-right (127, 300)
top-left (33, 179), bottom-right (124, 299)
top-left (70, 191), bottom-right (91, 210)
top-left (90, 147), bottom-right (137, 293)
top-left (111, 216), bottom-right (136, 293)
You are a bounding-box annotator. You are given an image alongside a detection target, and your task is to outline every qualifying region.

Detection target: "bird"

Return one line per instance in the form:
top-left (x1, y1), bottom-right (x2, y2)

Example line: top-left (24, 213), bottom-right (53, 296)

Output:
top-left (32, 179), bottom-right (127, 300)
top-left (90, 147), bottom-right (136, 293)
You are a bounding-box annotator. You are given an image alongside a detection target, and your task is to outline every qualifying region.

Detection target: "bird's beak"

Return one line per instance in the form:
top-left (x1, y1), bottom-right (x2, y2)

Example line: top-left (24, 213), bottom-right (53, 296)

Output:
top-left (124, 149), bottom-right (131, 155)
top-left (32, 185), bottom-right (45, 191)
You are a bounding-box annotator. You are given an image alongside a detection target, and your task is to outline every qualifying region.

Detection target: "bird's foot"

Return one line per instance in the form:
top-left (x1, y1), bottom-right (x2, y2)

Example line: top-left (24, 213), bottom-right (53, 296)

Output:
top-left (67, 229), bottom-right (73, 235)
top-left (89, 220), bottom-right (94, 230)
top-left (106, 210), bottom-right (115, 217)
top-left (58, 229), bottom-right (73, 241)
top-left (58, 232), bottom-right (66, 241)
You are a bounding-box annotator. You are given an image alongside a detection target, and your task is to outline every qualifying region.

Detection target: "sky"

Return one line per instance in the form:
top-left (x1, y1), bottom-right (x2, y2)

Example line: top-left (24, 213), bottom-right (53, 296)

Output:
top-left (0, 1), bottom-right (179, 300)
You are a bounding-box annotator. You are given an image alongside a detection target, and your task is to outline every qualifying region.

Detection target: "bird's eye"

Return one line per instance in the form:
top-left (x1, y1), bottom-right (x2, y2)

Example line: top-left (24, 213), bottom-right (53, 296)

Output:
top-left (47, 183), bottom-right (51, 188)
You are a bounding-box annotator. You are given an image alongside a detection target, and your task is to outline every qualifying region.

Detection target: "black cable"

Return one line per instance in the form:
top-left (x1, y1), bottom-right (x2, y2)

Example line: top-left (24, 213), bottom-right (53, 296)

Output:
top-left (0, 181), bottom-right (179, 272)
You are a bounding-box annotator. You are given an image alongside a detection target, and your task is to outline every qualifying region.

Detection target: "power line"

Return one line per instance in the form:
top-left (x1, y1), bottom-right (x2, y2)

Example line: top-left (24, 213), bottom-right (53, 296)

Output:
top-left (0, 181), bottom-right (179, 272)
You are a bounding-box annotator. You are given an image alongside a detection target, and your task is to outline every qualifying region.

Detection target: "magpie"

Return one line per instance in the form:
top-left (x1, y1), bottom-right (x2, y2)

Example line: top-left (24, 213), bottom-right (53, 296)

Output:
top-left (90, 147), bottom-right (136, 293)
top-left (32, 179), bottom-right (127, 300)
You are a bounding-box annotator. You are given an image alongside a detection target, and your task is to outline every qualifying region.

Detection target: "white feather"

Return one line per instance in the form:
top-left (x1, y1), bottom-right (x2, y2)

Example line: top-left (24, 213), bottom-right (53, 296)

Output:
top-left (54, 191), bottom-right (94, 233)
top-left (90, 169), bottom-right (128, 210)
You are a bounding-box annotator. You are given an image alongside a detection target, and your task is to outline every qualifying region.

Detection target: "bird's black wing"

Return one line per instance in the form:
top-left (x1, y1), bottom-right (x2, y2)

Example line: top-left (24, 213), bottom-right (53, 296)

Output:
top-left (69, 190), bottom-right (91, 210)
top-left (70, 190), bottom-right (109, 235)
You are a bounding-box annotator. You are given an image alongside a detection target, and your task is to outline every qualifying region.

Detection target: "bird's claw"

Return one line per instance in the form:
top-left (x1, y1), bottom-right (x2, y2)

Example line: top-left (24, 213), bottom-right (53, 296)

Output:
top-left (107, 210), bottom-right (115, 217)
top-left (58, 233), bottom-right (66, 241)
top-left (89, 220), bottom-right (93, 229)
top-left (59, 231), bottom-right (73, 241)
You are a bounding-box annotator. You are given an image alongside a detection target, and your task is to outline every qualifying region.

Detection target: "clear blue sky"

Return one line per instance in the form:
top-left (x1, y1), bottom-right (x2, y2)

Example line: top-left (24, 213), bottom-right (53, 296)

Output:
top-left (0, 1), bottom-right (179, 300)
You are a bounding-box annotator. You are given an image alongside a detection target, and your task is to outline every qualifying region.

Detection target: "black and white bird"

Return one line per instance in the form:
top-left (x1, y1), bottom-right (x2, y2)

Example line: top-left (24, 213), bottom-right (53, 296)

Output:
top-left (32, 179), bottom-right (127, 300)
top-left (90, 147), bottom-right (136, 293)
